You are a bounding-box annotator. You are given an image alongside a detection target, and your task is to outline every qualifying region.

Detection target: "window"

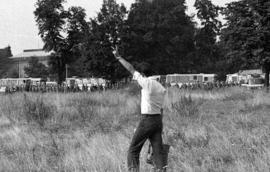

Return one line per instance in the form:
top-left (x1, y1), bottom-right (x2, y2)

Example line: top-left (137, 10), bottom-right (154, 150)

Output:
top-left (204, 77), bottom-right (208, 82)
top-left (193, 76), bottom-right (197, 80)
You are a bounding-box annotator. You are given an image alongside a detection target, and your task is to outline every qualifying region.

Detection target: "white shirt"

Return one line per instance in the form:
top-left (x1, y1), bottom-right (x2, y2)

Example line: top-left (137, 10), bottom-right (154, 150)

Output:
top-left (133, 71), bottom-right (166, 114)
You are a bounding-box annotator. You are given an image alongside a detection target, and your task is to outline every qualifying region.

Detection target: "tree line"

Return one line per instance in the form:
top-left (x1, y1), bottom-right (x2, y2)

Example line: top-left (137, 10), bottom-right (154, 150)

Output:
top-left (0, 46), bottom-right (17, 78)
top-left (21, 0), bottom-right (270, 87)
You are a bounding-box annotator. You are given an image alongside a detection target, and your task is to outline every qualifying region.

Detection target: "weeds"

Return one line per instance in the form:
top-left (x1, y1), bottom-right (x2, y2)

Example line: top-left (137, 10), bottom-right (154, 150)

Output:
top-left (72, 97), bottom-right (98, 123)
top-left (0, 88), bottom-right (270, 172)
top-left (23, 94), bottom-right (55, 127)
top-left (223, 91), bottom-right (253, 101)
top-left (171, 95), bottom-right (202, 118)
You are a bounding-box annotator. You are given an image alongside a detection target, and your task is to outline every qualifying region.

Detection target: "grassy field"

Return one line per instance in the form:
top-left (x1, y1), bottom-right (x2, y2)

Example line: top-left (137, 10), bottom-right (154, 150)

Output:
top-left (0, 86), bottom-right (270, 172)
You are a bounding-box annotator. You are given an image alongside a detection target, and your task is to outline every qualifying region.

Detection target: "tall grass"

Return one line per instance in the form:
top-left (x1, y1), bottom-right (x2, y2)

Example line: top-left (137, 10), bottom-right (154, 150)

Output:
top-left (0, 87), bottom-right (270, 171)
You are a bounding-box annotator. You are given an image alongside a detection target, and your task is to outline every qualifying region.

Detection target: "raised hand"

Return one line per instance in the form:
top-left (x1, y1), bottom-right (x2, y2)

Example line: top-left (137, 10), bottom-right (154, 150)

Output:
top-left (112, 45), bottom-right (121, 59)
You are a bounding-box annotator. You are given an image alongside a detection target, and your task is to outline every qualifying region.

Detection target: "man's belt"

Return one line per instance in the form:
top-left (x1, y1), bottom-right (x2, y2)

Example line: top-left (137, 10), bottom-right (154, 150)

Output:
top-left (141, 114), bottom-right (161, 117)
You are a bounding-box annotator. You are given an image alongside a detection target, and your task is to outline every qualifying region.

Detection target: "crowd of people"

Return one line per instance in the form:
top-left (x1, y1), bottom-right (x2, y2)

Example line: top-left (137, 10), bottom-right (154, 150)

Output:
top-left (167, 81), bottom-right (241, 90)
top-left (0, 80), bottom-right (136, 94)
top-left (0, 80), bottom-right (242, 94)
top-left (1, 83), bottom-right (106, 94)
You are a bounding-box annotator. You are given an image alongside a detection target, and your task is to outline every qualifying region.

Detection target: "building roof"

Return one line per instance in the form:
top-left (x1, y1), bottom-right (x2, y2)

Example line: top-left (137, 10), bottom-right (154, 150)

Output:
top-left (10, 49), bottom-right (52, 59)
top-left (239, 69), bottom-right (263, 75)
top-left (167, 73), bottom-right (216, 76)
top-left (226, 73), bottom-right (238, 76)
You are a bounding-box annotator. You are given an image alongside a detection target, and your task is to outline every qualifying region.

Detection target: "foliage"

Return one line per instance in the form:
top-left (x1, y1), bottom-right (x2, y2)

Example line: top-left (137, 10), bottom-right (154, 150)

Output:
top-left (220, 0), bottom-right (270, 86)
top-left (33, 0), bottom-right (231, 82)
top-left (23, 94), bottom-right (55, 127)
top-left (171, 95), bottom-right (201, 117)
top-left (34, 0), bottom-right (89, 83)
top-left (24, 57), bottom-right (49, 78)
top-left (0, 46), bottom-right (12, 78)
top-left (34, 0), bottom-right (67, 83)
top-left (65, 6), bottom-right (90, 77)
top-left (83, 0), bottom-right (129, 82)
top-left (35, 0), bottom-right (270, 85)
top-left (83, 0), bottom-right (201, 81)
top-left (194, 0), bottom-right (223, 74)
top-left (122, 0), bottom-right (196, 75)
top-left (6, 67), bottom-right (19, 78)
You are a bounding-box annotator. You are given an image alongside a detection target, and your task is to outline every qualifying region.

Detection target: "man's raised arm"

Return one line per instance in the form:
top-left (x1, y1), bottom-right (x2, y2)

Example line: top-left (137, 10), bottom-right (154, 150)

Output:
top-left (112, 46), bottom-right (135, 75)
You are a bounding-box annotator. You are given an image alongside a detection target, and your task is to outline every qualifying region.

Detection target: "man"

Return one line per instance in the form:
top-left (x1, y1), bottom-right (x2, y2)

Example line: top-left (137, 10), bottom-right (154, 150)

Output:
top-left (112, 46), bottom-right (167, 172)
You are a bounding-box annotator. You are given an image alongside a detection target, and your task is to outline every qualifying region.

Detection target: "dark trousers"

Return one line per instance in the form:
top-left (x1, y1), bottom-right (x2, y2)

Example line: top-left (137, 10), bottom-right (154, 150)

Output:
top-left (127, 114), bottom-right (165, 172)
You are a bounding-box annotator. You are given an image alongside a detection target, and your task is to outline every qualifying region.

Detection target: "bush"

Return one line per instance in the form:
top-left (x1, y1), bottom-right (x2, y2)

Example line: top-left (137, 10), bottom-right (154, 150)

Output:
top-left (23, 94), bottom-right (55, 127)
top-left (223, 91), bottom-right (252, 101)
top-left (171, 95), bottom-right (201, 117)
top-left (72, 98), bottom-right (98, 122)
top-left (122, 82), bottom-right (141, 96)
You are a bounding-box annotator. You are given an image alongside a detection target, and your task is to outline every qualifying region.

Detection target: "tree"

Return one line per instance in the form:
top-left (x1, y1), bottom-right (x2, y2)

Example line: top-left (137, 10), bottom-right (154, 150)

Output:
top-left (34, 0), bottom-right (67, 83)
top-left (84, 0), bottom-right (129, 82)
top-left (24, 57), bottom-right (49, 78)
top-left (194, 0), bottom-right (223, 74)
top-left (122, 0), bottom-right (196, 75)
top-left (0, 46), bottom-right (12, 78)
top-left (64, 6), bottom-right (90, 77)
top-left (7, 67), bottom-right (19, 78)
top-left (34, 0), bottom-right (89, 83)
top-left (221, 0), bottom-right (270, 87)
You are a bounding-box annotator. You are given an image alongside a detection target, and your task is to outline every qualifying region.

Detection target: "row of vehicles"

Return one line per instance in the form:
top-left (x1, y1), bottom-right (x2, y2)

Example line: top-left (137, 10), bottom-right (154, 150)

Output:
top-left (226, 70), bottom-right (267, 89)
top-left (0, 77), bottom-right (107, 93)
top-left (1, 71), bottom-right (267, 92)
top-left (6, 72), bottom-right (263, 92)
top-left (149, 73), bottom-right (217, 86)
top-left (0, 78), bottom-right (46, 93)
top-left (0, 73), bottom-right (216, 89)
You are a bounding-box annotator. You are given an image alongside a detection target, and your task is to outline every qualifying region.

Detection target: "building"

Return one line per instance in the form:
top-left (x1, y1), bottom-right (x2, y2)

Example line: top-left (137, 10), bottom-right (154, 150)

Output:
top-left (10, 49), bottom-right (52, 78)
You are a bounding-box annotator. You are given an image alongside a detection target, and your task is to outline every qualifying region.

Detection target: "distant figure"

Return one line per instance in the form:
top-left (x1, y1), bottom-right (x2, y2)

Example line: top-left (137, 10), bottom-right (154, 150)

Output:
top-left (25, 79), bottom-right (31, 92)
top-left (112, 46), bottom-right (167, 172)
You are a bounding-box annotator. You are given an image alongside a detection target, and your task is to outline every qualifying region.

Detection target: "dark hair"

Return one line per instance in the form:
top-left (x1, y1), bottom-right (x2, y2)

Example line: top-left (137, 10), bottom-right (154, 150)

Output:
top-left (141, 68), bottom-right (152, 77)
top-left (138, 62), bottom-right (152, 77)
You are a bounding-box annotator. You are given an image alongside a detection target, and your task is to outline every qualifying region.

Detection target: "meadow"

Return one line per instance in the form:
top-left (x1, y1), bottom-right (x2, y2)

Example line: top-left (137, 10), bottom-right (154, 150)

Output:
top-left (0, 86), bottom-right (270, 172)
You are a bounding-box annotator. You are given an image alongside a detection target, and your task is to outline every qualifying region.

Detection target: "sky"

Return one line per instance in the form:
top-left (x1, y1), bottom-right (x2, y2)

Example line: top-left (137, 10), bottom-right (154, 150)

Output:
top-left (0, 0), bottom-right (235, 55)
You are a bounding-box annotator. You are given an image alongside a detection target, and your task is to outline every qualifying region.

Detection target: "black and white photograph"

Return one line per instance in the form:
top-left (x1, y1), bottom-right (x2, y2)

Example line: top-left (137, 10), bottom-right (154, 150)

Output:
top-left (0, 0), bottom-right (270, 171)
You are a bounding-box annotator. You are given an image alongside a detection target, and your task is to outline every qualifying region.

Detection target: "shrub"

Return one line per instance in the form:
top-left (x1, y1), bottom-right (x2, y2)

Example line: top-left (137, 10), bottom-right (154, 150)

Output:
top-left (223, 91), bottom-right (252, 101)
top-left (171, 95), bottom-right (201, 117)
top-left (122, 82), bottom-right (141, 96)
top-left (73, 98), bottom-right (98, 122)
top-left (23, 94), bottom-right (55, 127)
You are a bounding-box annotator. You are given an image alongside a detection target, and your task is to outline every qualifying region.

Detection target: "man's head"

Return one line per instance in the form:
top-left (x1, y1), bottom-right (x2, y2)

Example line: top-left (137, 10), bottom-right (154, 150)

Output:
top-left (138, 62), bottom-right (152, 77)
top-left (141, 68), bottom-right (152, 77)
